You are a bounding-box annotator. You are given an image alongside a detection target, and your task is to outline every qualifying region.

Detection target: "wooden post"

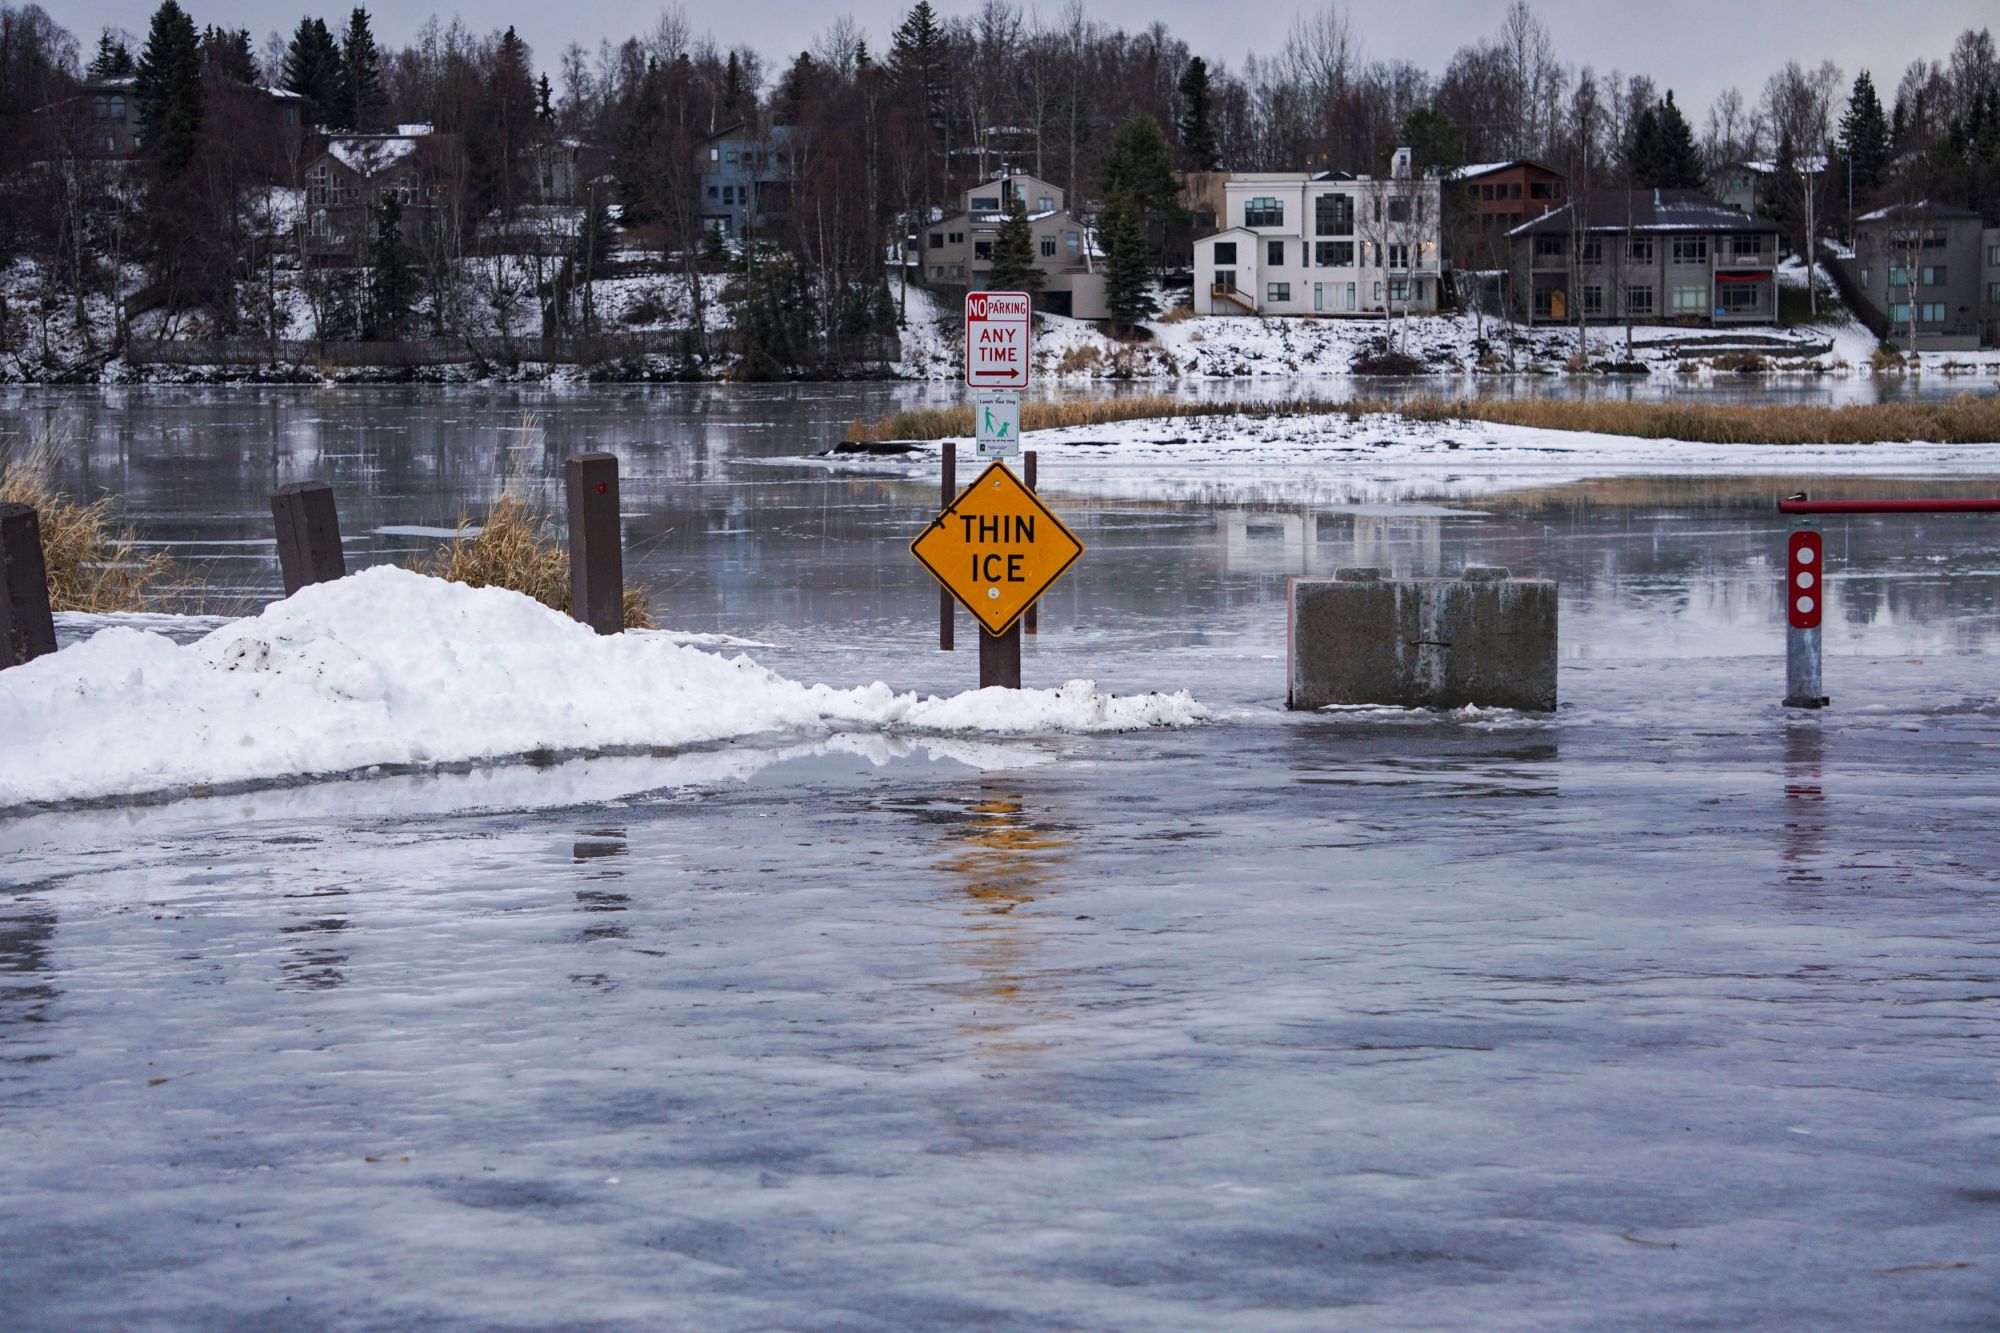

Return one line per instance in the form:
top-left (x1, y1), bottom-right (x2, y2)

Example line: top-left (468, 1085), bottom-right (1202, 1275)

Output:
top-left (0, 503), bottom-right (57, 668)
top-left (979, 622), bottom-right (1021, 689)
top-left (270, 481), bottom-right (347, 597)
top-left (1023, 449), bottom-right (1038, 636)
top-left (565, 452), bottom-right (624, 634)
top-left (939, 442), bottom-right (956, 651)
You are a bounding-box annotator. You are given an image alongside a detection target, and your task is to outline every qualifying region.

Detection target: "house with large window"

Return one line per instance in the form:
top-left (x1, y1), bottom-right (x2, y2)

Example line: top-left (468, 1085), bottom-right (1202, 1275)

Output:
top-left (697, 126), bottom-right (795, 238)
top-left (1190, 152), bottom-right (1443, 318)
top-left (1836, 201), bottom-right (1999, 350)
top-left (915, 171), bottom-right (1107, 319)
top-left (1446, 160), bottom-right (1566, 269)
top-left (300, 127), bottom-right (459, 261)
top-left (1506, 189), bottom-right (1781, 326)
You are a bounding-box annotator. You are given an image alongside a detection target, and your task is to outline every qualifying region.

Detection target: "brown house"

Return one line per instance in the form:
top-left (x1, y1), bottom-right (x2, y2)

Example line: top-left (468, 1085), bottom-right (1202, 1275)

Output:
top-left (1448, 160), bottom-right (1566, 269)
top-left (301, 128), bottom-right (461, 261)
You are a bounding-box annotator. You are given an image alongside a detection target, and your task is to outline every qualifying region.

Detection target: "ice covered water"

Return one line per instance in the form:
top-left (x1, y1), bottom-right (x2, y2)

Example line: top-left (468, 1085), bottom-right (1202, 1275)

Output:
top-left (2, 387), bottom-right (1997, 1327)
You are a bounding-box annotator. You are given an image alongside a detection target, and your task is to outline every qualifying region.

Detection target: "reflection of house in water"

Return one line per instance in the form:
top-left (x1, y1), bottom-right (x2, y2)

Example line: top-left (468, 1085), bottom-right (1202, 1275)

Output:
top-left (1220, 509), bottom-right (1447, 577)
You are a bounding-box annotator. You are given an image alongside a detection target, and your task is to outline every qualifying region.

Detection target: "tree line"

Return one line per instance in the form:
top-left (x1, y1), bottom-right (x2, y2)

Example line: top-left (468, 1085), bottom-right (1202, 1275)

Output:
top-left (0, 0), bottom-right (1994, 374)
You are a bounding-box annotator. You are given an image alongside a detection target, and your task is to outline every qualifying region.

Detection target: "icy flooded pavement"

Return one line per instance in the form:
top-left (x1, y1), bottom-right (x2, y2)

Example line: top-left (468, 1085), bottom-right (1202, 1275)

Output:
top-left (1, 650), bottom-right (1997, 1329)
top-left (787, 409), bottom-right (2000, 507)
top-left (0, 568), bottom-right (1205, 810)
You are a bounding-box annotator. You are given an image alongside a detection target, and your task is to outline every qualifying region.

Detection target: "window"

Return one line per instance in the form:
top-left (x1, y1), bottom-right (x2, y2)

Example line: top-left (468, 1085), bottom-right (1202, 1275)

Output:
top-left (307, 164), bottom-right (330, 205)
top-left (1065, 232), bottom-right (1079, 252)
top-left (1245, 196), bottom-right (1284, 227)
top-left (1388, 278), bottom-right (1409, 301)
top-left (1534, 235), bottom-right (1565, 259)
top-left (1387, 243), bottom-right (1409, 269)
top-left (1313, 283), bottom-right (1324, 311)
top-left (1990, 244), bottom-right (2000, 265)
top-left (1671, 237), bottom-right (1709, 264)
top-left (1315, 240), bottom-right (1354, 266)
top-left (971, 195), bottom-right (999, 210)
top-left (1625, 285), bottom-right (1654, 316)
top-left (929, 233), bottom-right (943, 249)
top-left (725, 150), bottom-right (738, 163)
top-left (1268, 240), bottom-right (1285, 266)
top-left (1889, 301), bottom-right (1910, 323)
top-left (709, 146), bottom-right (720, 161)
top-left (1888, 266), bottom-right (1910, 287)
top-left (1266, 282), bottom-right (1290, 303)
top-left (1990, 281), bottom-right (2000, 302)
top-left (1730, 235), bottom-right (1764, 258)
top-left (1386, 199), bottom-right (1410, 223)
top-left (1037, 196), bottom-right (1053, 211)
top-left (1718, 282), bottom-right (1762, 312)
top-left (1530, 181), bottom-right (1555, 199)
top-left (1580, 239), bottom-right (1602, 263)
top-left (1920, 302), bottom-right (1946, 322)
top-left (1040, 236), bottom-right (1056, 257)
top-left (1921, 265), bottom-right (1946, 285)
top-left (974, 240), bottom-right (993, 260)
top-left (1583, 285), bottom-right (1604, 315)
top-left (1315, 193), bottom-right (1354, 235)
top-left (1671, 286), bottom-right (1707, 313)
top-left (1213, 241), bottom-right (1237, 265)
top-left (1373, 281), bottom-right (1383, 301)
top-left (1860, 268), bottom-right (1870, 285)
top-left (1509, 183), bottom-right (1522, 199)
top-left (1480, 184), bottom-right (1495, 200)
top-left (949, 232), bottom-right (964, 245)
top-left (721, 185), bottom-right (735, 204)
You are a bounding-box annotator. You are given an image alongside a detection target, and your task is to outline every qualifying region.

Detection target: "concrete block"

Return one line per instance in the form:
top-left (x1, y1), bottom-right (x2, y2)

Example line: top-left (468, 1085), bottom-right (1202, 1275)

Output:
top-left (1288, 569), bottom-right (1557, 711)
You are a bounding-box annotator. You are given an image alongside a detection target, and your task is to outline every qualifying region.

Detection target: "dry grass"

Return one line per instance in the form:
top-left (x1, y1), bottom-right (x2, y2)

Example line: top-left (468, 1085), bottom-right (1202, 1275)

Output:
top-left (1157, 303), bottom-right (1197, 324)
top-left (849, 392), bottom-right (2000, 447)
top-left (0, 431), bottom-right (173, 613)
top-left (410, 492), bottom-right (655, 630)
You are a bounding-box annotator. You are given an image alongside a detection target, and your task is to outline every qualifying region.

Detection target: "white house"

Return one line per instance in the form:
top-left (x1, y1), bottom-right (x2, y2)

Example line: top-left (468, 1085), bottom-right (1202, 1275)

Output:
top-left (1193, 150), bottom-right (1443, 317)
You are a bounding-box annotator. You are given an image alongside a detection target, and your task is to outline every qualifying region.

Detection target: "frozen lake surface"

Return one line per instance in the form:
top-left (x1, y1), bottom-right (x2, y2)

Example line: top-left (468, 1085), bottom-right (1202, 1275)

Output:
top-left (3, 388), bottom-right (1998, 1328)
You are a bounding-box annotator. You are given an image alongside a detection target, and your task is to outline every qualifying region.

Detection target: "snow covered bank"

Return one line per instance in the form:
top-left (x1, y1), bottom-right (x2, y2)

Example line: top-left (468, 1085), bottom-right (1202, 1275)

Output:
top-left (0, 568), bottom-right (1205, 809)
top-left (782, 408), bottom-right (2000, 505)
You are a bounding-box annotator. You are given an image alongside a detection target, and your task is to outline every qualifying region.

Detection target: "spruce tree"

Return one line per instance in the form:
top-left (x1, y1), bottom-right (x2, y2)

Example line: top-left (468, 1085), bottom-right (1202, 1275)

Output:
top-left (365, 192), bottom-right (416, 339)
top-left (89, 32), bottom-right (136, 79)
top-left (134, 1), bottom-right (203, 179)
top-left (1654, 92), bottom-right (1704, 190)
top-left (985, 196), bottom-right (1044, 302)
top-left (200, 26), bottom-right (258, 84)
top-left (1103, 115), bottom-right (1179, 218)
top-left (282, 17), bottom-right (345, 128)
top-left (1177, 56), bottom-right (1217, 170)
top-left (1102, 194), bottom-right (1156, 327)
top-left (340, 9), bottom-right (387, 132)
top-left (1625, 104), bottom-right (1663, 185)
top-left (1839, 71), bottom-right (1891, 199)
top-left (536, 73), bottom-right (555, 126)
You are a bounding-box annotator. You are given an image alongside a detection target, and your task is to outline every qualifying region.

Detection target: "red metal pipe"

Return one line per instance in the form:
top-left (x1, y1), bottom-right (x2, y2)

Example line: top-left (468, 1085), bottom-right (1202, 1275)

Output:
top-left (1779, 498), bottom-right (2000, 514)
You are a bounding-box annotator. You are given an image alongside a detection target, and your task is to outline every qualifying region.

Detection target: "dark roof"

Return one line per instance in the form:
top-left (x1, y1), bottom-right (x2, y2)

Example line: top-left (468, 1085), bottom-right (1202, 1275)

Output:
top-left (1509, 189), bottom-right (1780, 237)
top-left (1854, 200), bottom-right (1983, 223)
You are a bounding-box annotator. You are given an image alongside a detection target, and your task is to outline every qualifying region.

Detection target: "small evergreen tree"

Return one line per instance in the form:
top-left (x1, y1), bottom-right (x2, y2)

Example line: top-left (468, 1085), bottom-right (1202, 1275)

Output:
top-left (985, 195), bottom-right (1044, 301)
top-left (1102, 194), bottom-right (1156, 328)
top-left (282, 16), bottom-right (345, 127)
top-left (365, 192), bottom-right (416, 339)
top-left (1177, 56), bottom-right (1217, 170)
top-left (134, 1), bottom-right (204, 179)
top-left (1839, 70), bottom-right (1891, 200)
top-left (88, 31), bottom-right (136, 79)
top-left (199, 26), bottom-right (258, 84)
top-left (1103, 114), bottom-right (1180, 219)
top-left (536, 73), bottom-right (555, 126)
top-left (340, 8), bottom-right (387, 132)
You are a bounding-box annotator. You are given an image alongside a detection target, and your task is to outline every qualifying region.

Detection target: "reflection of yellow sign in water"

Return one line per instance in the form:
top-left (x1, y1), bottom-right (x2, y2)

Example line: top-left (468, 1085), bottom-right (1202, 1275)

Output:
top-left (910, 461), bottom-right (1083, 636)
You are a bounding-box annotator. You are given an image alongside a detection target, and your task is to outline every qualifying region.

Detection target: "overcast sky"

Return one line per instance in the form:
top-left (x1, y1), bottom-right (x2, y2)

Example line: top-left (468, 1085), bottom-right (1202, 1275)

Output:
top-left (75, 0), bottom-right (1993, 120)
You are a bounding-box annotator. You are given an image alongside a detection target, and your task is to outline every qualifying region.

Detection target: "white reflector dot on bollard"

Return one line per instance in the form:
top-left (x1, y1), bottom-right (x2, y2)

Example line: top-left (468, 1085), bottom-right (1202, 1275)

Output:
top-left (1797, 547), bottom-right (1815, 564)
top-left (1797, 596), bottom-right (1815, 614)
top-left (1797, 571), bottom-right (1815, 588)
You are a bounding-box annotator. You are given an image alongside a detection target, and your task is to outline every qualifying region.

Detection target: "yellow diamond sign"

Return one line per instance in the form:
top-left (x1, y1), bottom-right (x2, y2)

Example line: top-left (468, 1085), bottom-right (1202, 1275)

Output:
top-left (911, 462), bottom-right (1084, 636)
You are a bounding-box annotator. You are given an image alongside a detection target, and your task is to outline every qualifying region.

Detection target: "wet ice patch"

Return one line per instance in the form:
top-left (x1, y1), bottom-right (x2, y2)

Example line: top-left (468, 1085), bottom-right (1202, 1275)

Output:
top-left (0, 568), bottom-right (1205, 809)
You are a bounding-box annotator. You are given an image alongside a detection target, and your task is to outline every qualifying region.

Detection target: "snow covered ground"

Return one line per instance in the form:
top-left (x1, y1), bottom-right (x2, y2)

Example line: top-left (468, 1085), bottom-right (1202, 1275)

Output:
top-left (0, 568), bottom-right (1203, 810)
top-left (892, 279), bottom-right (2000, 384)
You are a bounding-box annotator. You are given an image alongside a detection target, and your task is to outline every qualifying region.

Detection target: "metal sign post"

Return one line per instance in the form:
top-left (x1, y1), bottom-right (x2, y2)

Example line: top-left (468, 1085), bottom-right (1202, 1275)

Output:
top-left (1783, 525), bottom-right (1828, 709)
top-left (911, 461), bottom-right (1083, 689)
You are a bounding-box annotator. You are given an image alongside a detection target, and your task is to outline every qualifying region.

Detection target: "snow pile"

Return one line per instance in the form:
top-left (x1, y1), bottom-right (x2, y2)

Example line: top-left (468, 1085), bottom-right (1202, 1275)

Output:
top-left (0, 568), bottom-right (1206, 808)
